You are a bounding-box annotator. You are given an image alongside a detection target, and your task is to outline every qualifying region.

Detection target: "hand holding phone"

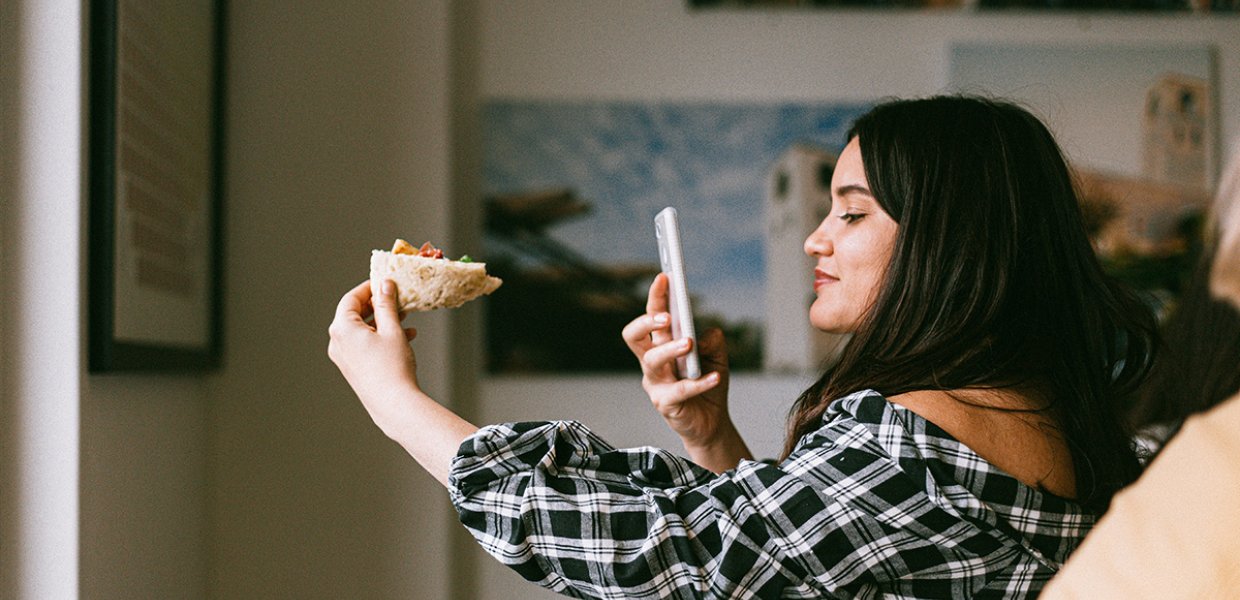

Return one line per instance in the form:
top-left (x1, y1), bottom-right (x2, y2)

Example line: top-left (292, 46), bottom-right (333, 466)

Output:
top-left (655, 207), bottom-right (702, 379)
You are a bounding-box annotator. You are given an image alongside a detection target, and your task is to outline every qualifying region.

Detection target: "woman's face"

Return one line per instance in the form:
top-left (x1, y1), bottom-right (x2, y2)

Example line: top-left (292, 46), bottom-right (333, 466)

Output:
top-left (804, 137), bottom-right (899, 333)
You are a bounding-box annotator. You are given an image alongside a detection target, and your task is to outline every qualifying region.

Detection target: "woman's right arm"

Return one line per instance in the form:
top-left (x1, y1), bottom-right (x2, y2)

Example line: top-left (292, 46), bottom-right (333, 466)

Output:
top-left (327, 280), bottom-right (478, 486)
top-left (622, 274), bottom-right (753, 472)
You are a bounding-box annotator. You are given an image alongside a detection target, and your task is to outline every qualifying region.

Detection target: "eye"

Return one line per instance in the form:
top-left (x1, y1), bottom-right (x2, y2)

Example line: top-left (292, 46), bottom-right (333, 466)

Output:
top-left (840, 213), bottom-right (865, 224)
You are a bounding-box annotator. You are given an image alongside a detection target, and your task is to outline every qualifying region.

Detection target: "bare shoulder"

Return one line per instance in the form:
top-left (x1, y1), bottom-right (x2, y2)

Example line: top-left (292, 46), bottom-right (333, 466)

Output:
top-left (889, 388), bottom-right (1077, 499)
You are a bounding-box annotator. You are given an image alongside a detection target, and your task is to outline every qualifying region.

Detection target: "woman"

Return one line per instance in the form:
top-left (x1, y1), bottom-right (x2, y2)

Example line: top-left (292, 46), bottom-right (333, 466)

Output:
top-left (1042, 144), bottom-right (1240, 599)
top-left (328, 96), bottom-right (1157, 598)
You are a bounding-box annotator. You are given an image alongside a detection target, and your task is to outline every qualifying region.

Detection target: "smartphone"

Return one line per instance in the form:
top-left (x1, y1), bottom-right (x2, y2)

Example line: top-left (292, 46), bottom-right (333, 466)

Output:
top-left (655, 207), bottom-right (702, 379)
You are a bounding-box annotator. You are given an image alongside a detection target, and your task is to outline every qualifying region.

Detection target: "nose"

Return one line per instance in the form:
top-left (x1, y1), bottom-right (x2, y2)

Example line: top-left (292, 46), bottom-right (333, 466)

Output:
top-left (804, 221), bottom-right (833, 257)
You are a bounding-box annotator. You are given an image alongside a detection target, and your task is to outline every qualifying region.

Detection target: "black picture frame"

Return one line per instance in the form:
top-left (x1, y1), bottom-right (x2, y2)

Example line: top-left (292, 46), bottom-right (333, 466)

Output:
top-left (686, 0), bottom-right (1240, 12)
top-left (88, 0), bottom-right (227, 372)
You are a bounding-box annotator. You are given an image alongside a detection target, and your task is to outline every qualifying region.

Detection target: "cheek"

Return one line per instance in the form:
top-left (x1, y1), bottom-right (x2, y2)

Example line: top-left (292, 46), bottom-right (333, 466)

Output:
top-left (861, 229), bottom-right (897, 279)
top-left (844, 240), bottom-right (893, 306)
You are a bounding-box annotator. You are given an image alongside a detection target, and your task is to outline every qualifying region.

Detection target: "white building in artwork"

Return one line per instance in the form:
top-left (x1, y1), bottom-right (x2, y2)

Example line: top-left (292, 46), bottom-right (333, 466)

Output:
top-left (1077, 71), bottom-right (1214, 258)
top-left (1142, 72), bottom-right (1212, 189)
top-left (763, 143), bottom-right (848, 373)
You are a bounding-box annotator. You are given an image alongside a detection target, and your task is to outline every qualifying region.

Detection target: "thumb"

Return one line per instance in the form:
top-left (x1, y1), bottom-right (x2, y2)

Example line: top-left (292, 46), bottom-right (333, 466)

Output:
top-left (373, 279), bottom-right (404, 334)
top-left (700, 328), bottom-right (729, 370)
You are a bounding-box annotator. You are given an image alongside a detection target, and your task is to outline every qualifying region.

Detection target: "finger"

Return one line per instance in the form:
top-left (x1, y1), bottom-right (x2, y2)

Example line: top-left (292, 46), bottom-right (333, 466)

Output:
top-left (652, 371), bottom-right (723, 407)
top-left (371, 279), bottom-right (404, 336)
top-left (621, 312), bottom-right (670, 352)
top-left (642, 337), bottom-right (694, 374)
top-left (646, 274), bottom-right (673, 346)
top-left (676, 371), bottom-right (722, 398)
top-left (646, 273), bottom-right (670, 316)
top-left (335, 280), bottom-right (374, 322)
top-left (698, 328), bottom-right (729, 372)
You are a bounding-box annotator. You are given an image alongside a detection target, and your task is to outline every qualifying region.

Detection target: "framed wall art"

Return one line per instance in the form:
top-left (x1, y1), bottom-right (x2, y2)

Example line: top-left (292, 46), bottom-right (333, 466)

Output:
top-left (480, 99), bottom-right (872, 375)
top-left (88, 0), bottom-right (227, 372)
top-left (950, 43), bottom-right (1217, 312)
top-left (687, 0), bottom-right (1240, 13)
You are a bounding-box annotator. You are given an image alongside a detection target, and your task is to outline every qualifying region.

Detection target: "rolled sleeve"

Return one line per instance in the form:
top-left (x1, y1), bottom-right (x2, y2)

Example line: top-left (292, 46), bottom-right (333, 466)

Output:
top-left (449, 421), bottom-right (830, 599)
top-left (447, 398), bottom-right (1061, 599)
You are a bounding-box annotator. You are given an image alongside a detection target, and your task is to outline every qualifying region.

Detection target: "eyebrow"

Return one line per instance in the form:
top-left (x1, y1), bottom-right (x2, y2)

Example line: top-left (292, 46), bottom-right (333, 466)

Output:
top-left (834, 184), bottom-right (874, 198)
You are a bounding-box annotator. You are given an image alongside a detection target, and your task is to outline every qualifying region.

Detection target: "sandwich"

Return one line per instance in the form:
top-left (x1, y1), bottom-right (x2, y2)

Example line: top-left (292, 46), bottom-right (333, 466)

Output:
top-left (370, 239), bottom-right (502, 312)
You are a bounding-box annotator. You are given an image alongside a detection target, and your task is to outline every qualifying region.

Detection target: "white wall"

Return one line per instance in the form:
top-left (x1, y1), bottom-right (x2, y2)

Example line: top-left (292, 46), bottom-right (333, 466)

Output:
top-left (0, 1), bottom-right (213, 598)
top-left (466, 3), bottom-right (1240, 599)
top-left (80, 378), bottom-right (210, 599)
top-left (5, 1), bottom-right (463, 598)
top-left (0, 1), bottom-right (83, 598)
top-left (207, 1), bottom-right (462, 598)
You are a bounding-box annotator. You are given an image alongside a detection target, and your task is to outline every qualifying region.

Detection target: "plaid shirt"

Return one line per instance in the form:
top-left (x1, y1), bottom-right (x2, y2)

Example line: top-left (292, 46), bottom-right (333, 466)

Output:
top-left (448, 389), bottom-right (1094, 599)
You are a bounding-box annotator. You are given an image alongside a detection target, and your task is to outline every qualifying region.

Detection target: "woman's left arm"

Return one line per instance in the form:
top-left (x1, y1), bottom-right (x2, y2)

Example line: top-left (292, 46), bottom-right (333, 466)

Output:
top-left (327, 279), bottom-right (478, 486)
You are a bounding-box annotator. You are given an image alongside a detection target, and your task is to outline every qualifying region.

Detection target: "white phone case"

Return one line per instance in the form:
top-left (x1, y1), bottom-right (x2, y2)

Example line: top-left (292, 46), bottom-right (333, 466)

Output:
top-left (655, 207), bottom-right (701, 379)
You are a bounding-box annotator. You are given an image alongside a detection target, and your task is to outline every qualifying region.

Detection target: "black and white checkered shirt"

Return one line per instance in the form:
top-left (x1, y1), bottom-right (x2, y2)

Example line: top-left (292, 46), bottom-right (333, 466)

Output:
top-left (448, 389), bottom-right (1093, 599)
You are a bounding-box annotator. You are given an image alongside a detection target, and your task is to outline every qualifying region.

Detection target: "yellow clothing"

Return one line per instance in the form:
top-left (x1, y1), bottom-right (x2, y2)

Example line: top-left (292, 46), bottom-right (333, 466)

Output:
top-left (1043, 394), bottom-right (1240, 598)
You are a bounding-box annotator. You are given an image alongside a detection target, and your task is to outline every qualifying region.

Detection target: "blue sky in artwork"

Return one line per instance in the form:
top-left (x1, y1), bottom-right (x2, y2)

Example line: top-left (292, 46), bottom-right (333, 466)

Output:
top-left (483, 100), bottom-right (870, 324)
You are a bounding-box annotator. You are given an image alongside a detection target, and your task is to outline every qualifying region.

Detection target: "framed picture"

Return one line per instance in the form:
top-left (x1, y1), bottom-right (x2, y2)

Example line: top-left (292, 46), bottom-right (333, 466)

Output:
top-left (687, 0), bottom-right (1240, 12)
top-left (481, 99), bottom-right (872, 375)
top-left (950, 43), bottom-right (1217, 313)
top-left (88, 0), bottom-right (227, 372)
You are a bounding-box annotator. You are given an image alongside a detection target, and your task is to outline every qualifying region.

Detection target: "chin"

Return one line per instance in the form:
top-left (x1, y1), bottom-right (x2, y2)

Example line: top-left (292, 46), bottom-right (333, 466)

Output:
top-left (809, 314), bottom-right (855, 334)
top-left (813, 325), bottom-right (853, 335)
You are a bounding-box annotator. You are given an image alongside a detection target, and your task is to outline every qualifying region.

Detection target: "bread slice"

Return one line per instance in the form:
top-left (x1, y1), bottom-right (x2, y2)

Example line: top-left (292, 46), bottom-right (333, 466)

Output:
top-left (369, 248), bottom-right (502, 312)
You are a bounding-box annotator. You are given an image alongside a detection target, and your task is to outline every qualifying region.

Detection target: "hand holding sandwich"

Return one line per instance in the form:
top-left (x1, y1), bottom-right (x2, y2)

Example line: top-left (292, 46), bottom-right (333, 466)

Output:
top-left (328, 279), bottom-right (477, 486)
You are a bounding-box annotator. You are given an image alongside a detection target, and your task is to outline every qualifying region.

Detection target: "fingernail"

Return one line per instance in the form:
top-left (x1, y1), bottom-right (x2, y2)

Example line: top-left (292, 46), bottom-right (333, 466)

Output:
top-left (382, 280), bottom-right (395, 296)
top-left (654, 313), bottom-right (669, 325)
top-left (706, 372), bottom-right (719, 383)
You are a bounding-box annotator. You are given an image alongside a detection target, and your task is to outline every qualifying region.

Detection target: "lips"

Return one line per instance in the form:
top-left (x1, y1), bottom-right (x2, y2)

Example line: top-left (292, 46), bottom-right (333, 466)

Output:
top-left (814, 268), bottom-right (838, 291)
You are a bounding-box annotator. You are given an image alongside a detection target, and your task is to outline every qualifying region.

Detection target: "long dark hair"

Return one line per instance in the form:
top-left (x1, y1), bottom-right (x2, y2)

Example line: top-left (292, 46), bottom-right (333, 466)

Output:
top-left (782, 96), bottom-right (1158, 514)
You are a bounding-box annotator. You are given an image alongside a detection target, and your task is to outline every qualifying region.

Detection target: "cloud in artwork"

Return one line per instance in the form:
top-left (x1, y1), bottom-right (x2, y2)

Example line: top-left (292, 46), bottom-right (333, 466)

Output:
top-left (483, 100), bottom-right (870, 323)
